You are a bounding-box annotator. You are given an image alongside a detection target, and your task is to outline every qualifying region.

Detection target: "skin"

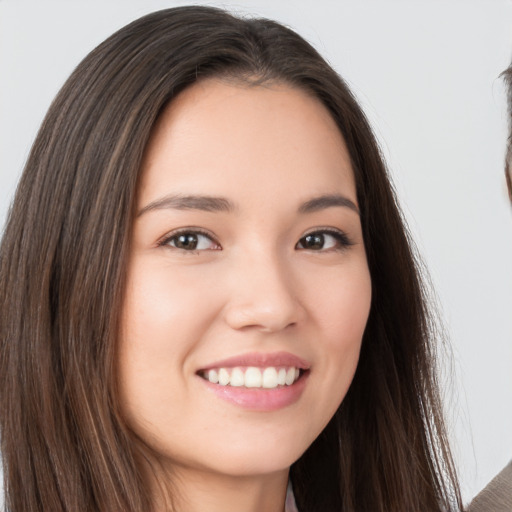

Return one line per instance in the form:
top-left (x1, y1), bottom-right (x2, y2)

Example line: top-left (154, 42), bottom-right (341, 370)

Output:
top-left (118, 79), bottom-right (372, 512)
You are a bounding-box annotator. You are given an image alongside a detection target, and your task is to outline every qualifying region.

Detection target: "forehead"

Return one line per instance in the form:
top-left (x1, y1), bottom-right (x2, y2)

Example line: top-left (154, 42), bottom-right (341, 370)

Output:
top-left (138, 79), bottom-right (356, 207)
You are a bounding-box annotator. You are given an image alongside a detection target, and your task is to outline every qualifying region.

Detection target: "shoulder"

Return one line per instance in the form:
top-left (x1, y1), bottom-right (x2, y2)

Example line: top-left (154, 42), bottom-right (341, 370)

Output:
top-left (467, 460), bottom-right (512, 512)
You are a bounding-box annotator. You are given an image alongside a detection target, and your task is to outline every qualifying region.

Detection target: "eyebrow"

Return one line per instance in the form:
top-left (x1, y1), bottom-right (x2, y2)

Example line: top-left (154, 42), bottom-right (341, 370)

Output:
top-left (137, 194), bottom-right (235, 217)
top-left (298, 194), bottom-right (359, 215)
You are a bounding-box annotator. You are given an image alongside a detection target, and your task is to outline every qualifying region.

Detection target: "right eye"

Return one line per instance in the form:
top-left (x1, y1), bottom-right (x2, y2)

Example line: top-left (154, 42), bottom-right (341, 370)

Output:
top-left (160, 230), bottom-right (220, 251)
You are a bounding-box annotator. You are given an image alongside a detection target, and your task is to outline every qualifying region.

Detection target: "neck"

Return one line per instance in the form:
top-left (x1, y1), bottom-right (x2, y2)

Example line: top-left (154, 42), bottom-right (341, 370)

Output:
top-left (149, 465), bottom-right (290, 512)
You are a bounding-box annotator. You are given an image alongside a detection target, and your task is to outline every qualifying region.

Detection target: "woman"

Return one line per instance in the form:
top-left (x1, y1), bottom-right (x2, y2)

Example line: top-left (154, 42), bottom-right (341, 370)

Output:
top-left (0, 6), bottom-right (462, 511)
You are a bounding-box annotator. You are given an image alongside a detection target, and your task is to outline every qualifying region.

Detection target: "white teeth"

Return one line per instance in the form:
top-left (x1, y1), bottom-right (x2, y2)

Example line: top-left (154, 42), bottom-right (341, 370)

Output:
top-left (207, 369), bottom-right (219, 384)
top-left (203, 366), bottom-right (302, 388)
top-left (262, 367), bottom-right (278, 388)
top-left (285, 367), bottom-right (296, 386)
top-left (244, 367), bottom-right (262, 388)
top-left (230, 367), bottom-right (244, 387)
top-left (218, 368), bottom-right (230, 386)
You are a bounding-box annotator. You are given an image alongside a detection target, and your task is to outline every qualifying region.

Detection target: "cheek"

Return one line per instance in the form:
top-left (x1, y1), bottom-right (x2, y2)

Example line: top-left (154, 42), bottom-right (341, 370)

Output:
top-left (117, 261), bottom-right (218, 423)
top-left (120, 260), bottom-right (219, 353)
top-left (302, 261), bottom-right (371, 421)
top-left (312, 261), bottom-right (372, 343)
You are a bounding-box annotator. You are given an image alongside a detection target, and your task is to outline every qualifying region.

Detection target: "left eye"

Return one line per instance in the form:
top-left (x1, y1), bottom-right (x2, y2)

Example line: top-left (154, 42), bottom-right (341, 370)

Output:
top-left (162, 231), bottom-right (219, 251)
top-left (296, 230), bottom-right (350, 251)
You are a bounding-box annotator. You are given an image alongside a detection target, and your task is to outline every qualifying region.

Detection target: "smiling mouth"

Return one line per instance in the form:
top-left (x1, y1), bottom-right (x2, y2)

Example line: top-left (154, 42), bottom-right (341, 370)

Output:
top-left (197, 366), bottom-right (306, 389)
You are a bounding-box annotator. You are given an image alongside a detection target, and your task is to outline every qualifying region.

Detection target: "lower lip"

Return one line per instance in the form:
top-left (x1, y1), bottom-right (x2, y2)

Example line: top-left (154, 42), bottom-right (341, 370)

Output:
top-left (200, 372), bottom-right (309, 411)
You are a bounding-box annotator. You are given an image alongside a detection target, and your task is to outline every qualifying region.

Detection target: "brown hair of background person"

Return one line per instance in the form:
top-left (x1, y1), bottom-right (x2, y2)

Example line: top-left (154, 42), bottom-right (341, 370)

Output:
top-left (504, 65), bottom-right (512, 201)
top-left (0, 6), bottom-right (462, 512)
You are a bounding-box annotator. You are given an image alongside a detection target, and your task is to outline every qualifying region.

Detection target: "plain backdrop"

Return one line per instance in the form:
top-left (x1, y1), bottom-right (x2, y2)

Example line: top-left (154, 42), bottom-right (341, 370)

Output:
top-left (1, 0), bottom-right (511, 506)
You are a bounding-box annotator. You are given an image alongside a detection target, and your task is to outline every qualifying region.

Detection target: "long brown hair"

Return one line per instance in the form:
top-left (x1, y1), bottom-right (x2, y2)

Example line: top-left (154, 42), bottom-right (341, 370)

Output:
top-left (0, 6), bottom-right (462, 511)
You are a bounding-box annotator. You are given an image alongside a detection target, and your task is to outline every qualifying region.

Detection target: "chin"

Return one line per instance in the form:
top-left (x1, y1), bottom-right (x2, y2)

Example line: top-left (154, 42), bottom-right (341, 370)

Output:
top-left (206, 456), bottom-right (295, 478)
top-left (204, 439), bottom-right (307, 477)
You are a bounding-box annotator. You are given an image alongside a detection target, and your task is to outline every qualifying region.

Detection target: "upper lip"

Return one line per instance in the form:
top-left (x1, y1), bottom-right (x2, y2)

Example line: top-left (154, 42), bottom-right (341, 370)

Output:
top-left (198, 351), bottom-right (311, 372)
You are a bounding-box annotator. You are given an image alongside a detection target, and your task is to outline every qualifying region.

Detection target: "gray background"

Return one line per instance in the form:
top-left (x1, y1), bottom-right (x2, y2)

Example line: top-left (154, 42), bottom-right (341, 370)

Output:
top-left (1, 0), bottom-right (511, 506)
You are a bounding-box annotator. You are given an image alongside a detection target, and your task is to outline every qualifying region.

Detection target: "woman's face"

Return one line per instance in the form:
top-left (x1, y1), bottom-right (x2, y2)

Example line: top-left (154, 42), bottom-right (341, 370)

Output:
top-left (119, 79), bottom-right (372, 479)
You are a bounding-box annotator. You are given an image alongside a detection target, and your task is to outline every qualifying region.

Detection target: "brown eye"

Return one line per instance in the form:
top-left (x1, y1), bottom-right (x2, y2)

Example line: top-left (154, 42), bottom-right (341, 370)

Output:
top-left (174, 233), bottom-right (200, 250)
top-left (299, 233), bottom-right (325, 250)
top-left (162, 230), bottom-right (220, 251)
top-left (296, 230), bottom-right (352, 251)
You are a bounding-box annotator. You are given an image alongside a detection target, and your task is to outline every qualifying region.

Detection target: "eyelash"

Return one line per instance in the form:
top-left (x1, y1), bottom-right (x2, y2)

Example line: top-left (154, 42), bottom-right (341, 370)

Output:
top-left (295, 228), bottom-right (353, 252)
top-left (158, 228), bottom-right (353, 252)
top-left (158, 228), bottom-right (220, 252)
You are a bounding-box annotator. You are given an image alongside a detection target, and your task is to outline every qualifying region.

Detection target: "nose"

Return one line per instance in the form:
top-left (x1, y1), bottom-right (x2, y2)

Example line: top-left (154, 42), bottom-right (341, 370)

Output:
top-left (223, 251), bottom-right (304, 333)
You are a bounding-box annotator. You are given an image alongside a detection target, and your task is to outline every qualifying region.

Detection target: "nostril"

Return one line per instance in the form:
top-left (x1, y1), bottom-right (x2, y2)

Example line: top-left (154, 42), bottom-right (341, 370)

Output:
top-left (223, 301), bottom-right (303, 333)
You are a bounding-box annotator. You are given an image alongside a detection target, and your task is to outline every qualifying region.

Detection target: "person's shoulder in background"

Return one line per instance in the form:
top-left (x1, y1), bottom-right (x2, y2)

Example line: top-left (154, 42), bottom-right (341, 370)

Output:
top-left (467, 460), bottom-right (512, 512)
